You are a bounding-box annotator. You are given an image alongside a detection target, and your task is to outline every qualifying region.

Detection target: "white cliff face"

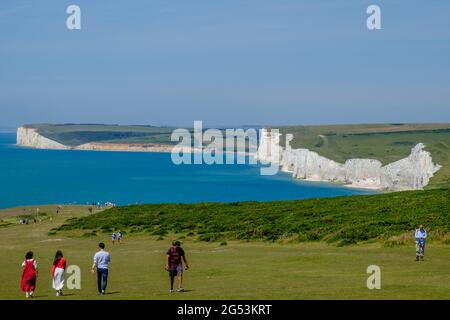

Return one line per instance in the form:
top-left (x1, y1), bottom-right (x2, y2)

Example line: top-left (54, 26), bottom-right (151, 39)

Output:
top-left (17, 127), bottom-right (68, 150)
top-left (255, 129), bottom-right (282, 164)
top-left (345, 159), bottom-right (383, 189)
top-left (381, 143), bottom-right (441, 191)
top-left (257, 129), bottom-right (441, 191)
top-left (281, 148), bottom-right (345, 182)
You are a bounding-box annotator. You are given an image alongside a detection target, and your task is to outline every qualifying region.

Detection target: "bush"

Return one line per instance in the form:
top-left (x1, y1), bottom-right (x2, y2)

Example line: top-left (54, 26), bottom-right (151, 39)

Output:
top-left (54, 189), bottom-right (450, 246)
top-left (82, 231), bottom-right (97, 238)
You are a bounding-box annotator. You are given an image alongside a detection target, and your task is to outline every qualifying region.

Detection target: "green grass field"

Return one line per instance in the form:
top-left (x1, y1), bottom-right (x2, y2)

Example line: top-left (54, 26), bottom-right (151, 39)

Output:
top-left (1, 194), bottom-right (449, 300)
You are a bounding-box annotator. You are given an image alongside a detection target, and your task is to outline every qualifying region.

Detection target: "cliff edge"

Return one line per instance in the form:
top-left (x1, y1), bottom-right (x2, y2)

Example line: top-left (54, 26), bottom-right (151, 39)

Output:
top-left (17, 127), bottom-right (68, 150)
top-left (256, 129), bottom-right (441, 191)
top-left (16, 126), bottom-right (182, 153)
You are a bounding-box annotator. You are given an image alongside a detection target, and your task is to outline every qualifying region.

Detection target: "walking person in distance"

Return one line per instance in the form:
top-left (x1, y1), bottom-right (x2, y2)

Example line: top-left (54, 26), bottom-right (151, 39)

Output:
top-left (165, 240), bottom-right (189, 293)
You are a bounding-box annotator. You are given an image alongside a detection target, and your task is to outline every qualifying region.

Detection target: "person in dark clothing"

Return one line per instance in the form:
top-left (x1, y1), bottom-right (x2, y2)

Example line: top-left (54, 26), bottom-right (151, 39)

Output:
top-left (165, 240), bottom-right (189, 293)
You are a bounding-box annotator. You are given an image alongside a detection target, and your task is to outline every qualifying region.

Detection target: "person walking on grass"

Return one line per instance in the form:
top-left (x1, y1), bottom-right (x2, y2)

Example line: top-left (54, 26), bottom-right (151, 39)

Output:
top-left (51, 250), bottom-right (67, 296)
top-left (111, 232), bottom-right (117, 245)
top-left (117, 230), bottom-right (123, 244)
top-left (165, 240), bottom-right (189, 293)
top-left (91, 243), bottom-right (111, 295)
top-left (20, 251), bottom-right (38, 298)
top-left (415, 224), bottom-right (427, 261)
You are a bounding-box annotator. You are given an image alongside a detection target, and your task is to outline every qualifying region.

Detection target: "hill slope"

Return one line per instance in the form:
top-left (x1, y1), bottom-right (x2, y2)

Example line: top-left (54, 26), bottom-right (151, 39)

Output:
top-left (23, 124), bottom-right (178, 146)
top-left (1, 204), bottom-right (449, 299)
top-left (55, 188), bottom-right (450, 246)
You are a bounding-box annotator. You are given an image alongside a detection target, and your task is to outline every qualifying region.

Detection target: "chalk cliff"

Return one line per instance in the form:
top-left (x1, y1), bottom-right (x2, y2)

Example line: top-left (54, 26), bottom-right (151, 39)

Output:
top-left (17, 127), bottom-right (68, 150)
top-left (257, 129), bottom-right (441, 191)
top-left (380, 143), bottom-right (440, 190)
top-left (16, 126), bottom-right (195, 153)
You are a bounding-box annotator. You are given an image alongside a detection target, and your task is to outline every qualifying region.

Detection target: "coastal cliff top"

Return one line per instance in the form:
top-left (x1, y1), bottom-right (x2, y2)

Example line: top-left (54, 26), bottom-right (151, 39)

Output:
top-left (271, 123), bottom-right (450, 189)
top-left (22, 123), bottom-right (179, 147)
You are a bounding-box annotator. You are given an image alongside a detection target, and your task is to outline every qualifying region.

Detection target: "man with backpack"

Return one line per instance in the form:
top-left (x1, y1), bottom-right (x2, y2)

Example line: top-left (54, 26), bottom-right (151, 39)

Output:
top-left (165, 240), bottom-right (189, 293)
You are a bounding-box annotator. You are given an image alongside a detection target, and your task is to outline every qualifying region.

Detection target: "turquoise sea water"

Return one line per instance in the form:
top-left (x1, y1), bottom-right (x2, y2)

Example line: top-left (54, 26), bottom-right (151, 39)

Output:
top-left (0, 133), bottom-right (372, 208)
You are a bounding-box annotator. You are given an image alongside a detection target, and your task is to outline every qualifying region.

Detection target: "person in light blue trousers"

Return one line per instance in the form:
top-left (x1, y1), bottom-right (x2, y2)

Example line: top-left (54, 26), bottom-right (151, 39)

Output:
top-left (415, 225), bottom-right (427, 261)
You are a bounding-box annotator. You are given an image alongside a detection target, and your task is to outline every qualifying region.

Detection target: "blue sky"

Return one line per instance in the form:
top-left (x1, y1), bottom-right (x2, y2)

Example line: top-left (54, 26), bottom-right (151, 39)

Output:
top-left (0, 0), bottom-right (449, 128)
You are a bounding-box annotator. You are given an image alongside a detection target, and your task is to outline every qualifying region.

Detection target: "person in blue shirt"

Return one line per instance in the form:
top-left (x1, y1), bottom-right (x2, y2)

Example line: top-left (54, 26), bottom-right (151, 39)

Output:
top-left (415, 224), bottom-right (427, 261)
top-left (91, 243), bottom-right (111, 294)
top-left (111, 232), bottom-right (116, 245)
top-left (117, 230), bottom-right (123, 244)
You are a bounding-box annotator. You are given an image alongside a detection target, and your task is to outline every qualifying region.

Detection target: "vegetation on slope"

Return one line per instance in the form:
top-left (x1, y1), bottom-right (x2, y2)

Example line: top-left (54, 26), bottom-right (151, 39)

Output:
top-left (25, 124), bottom-right (178, 146)
top-left (54, 189), bottom-right (450, 246)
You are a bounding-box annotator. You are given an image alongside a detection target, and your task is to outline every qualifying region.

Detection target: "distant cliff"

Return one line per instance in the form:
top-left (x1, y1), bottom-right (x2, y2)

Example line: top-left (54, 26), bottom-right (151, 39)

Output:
top-left (17, 127), bottom-right (68, 149)
top-left (256, 129), bottom-right (441, 191)
top-left (16, 126), bottom-right (186, 153)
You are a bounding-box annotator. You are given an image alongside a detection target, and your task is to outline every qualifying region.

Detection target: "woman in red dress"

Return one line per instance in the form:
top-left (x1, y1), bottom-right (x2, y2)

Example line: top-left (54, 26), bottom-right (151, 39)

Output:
top-left (20, 251), bottom-right (38, 298)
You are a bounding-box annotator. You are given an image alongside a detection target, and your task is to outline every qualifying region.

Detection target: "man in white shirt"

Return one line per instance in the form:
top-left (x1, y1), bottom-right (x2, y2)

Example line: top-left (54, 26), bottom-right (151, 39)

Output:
top-left (415, 224), bottom-right (427, 261)
top-left (91, 243), bottom-right (111, 294)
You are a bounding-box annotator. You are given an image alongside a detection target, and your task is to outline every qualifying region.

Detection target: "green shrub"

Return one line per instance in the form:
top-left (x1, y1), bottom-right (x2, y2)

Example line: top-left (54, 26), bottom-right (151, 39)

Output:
top-left (82, 231), bottom-right (97, 238)
top-left (54, 189), bottom-right (450, 246)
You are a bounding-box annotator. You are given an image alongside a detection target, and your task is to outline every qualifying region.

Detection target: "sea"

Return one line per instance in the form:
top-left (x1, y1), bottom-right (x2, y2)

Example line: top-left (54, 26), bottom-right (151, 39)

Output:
top-left (0, 133), bottom-right (373, 209)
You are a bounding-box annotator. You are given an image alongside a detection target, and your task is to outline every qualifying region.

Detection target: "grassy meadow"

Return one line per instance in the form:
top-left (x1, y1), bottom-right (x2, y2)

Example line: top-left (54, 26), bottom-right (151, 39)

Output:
top-left (1, 190), bottom-right (449, 300)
